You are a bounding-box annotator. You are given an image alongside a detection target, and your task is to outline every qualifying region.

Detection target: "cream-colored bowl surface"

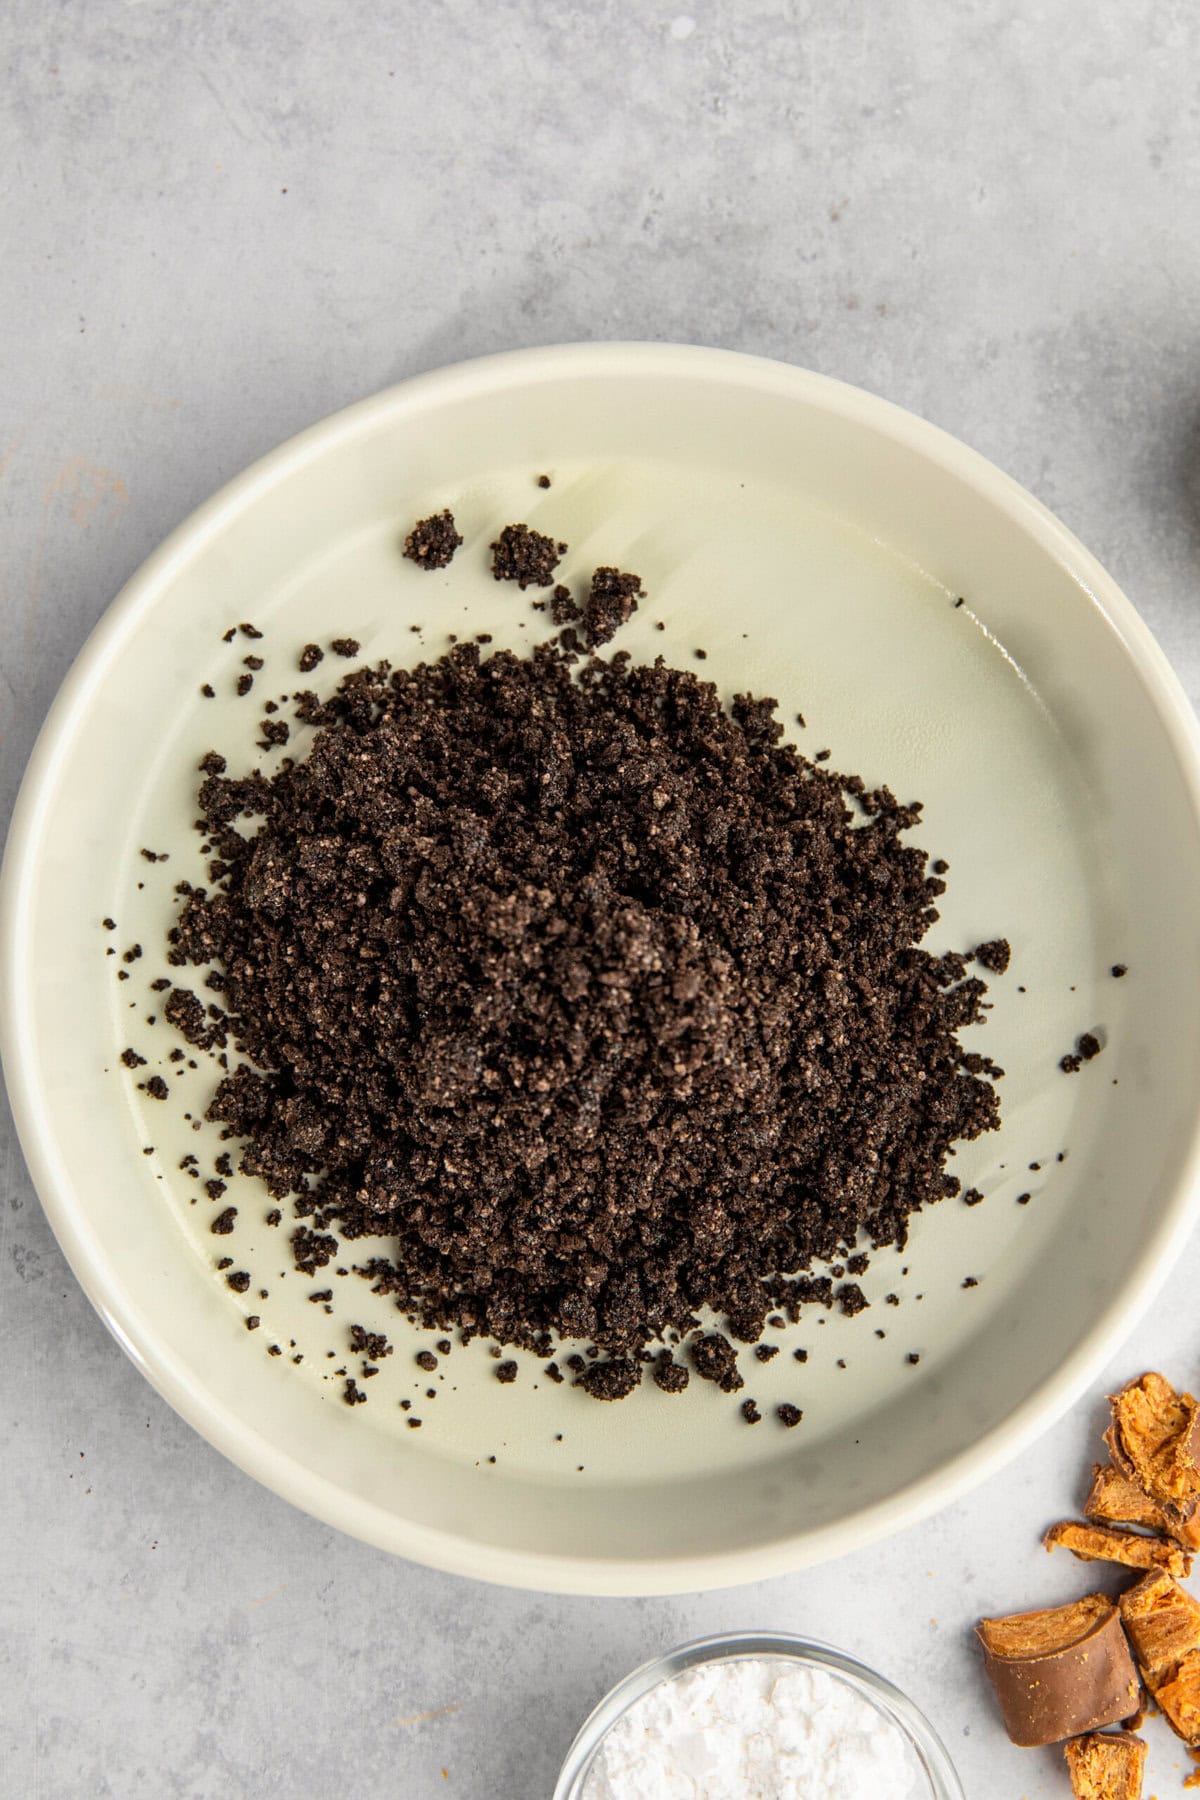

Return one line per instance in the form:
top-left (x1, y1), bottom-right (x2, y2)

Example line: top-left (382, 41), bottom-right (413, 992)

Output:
top-left (4, 343), bottom-right (1200, 1596)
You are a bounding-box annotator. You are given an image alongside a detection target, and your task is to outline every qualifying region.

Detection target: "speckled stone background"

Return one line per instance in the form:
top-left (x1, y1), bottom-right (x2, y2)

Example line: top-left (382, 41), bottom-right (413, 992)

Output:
top-left (4, 4), bottom-right (1200, 1796)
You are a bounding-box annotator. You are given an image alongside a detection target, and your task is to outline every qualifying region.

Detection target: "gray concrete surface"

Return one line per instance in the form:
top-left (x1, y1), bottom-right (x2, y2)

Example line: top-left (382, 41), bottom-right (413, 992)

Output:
top-left (4, 3), bottom-right (1200, 1795)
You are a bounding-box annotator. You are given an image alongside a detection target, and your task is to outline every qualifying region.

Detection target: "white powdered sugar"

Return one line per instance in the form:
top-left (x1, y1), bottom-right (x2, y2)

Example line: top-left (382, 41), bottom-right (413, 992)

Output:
top-left (581, 1657), bottom-right (923, 1800)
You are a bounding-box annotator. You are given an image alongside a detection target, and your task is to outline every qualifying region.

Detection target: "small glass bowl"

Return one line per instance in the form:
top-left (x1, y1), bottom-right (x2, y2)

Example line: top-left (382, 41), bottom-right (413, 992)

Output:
top-left (554, 1630), bottom-right (965, 1800)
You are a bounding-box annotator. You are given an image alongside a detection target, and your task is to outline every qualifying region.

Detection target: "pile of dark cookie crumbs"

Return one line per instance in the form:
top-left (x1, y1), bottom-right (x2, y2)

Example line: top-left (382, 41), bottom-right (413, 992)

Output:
top-left (147, 508), bottom-right (1014, 1419)
top-left (490, 523), bottom-right (565, 589)
top-left (403, 510), bottom-right (463, 571)
top-left (1060, 1031), bottom-right (1103, 1074)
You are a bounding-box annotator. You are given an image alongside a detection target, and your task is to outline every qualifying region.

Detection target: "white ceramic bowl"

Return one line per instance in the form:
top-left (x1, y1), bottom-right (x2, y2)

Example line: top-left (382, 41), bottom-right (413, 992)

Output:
top-left (4, 343), bottom-right (1200, 1594)
top-left (553, 1632), bottom-right (964, 1800)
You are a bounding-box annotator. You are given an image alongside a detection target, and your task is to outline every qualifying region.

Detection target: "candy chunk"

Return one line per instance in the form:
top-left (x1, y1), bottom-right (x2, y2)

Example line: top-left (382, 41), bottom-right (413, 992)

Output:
top-left (1086, 1461), bottom-right (1200, 1550)
top-left (1105, 1372), bottom-right (1200, 1512)
top-left (1044, 1517), bottom-right (1192, 1579)
top-left (977, 1595), bottom-right (1141, 1748)
top-left (1120, 1571), bottom-right (1200, 1744)
top-left (1063, 1731), bottom-right (1146, 1800)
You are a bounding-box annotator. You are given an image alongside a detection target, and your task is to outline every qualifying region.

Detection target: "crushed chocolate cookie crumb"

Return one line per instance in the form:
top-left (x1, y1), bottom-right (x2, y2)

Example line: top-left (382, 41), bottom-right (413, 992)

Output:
top-left (741, 1398), bottom-right (761, 1424)
top-left (236, 673), bottom-right (253, 697)
top-left (691, 1332), bottom-right (744, 1394)
top-left (163, 987), bottom-right (215, 1051)
top-left (838, 1282), bottom-right (870, 1316)
top-left (343, 1378), bottom-right (367, 1405)
top-left (490, 522), bottom-right (566, 589)
top-left (550, 583), bottom-right (580, 626)
top-left (537, 474), bottom-right (551, 488)
top-left (351, 1328), bottom-right (392, 1360)
top-left (291, 1227), bottom-right (337, 1275)
top-left (963, 1276), bottom-right (979, 1288)
top-left (210, 1206), bottom-right (237, 1234)
top-left (239, 623), bottom-right (263, 640)
top-left (245, 1315), bottom-right (260, 1330)
top-left (226, 1270), bottom-right (250, 1293)
top-left (793, 1348), bottom-right (808, 1363)
top-left (403, 510), bottom-right (463, 570)
top-left (243, 654), bottom-right (264, 671)
top-left (907, 1352), bottom-right (921, 1365)
top-left (201, 684), bottom-right (215, 698)
top-left (581, 568), bottom-right (643, 647)
top-left (142, 1075), bottom-right (169, 1100)
top-left (652, 1353), bottom-right (689, 1394)
top-left (578, 1359), bottom-right (640, 1401)
top-left (1112, 964), bottom-right (1127, 978)
top-left (330, 637), bottom-right (360, 658)
top-left (204, 1177), bottom-right (227, 1202)
top-left (1060, 1052), bottom-right (1083, 1073)
top-left (495, 1360), bottom-right (518, 1383)
top-left (545, 1360), bottom-right (564, 1383)
top-left (299, 644), bottom-right (324, 674)
top-left (435, 1339), bottom-right (451, 1356)
top-left (754, 1343), bottom-right (780, 1363)
top-left (415, 1350), bottom-right (438, 1372)
top-left (163, 572), bottom-right (1005, 1390)
top-left (1079, 1032), bottom-right (1102, 1060)
top-left (120, 1047), bottom-right (146, 1069)
top-left (777, 1403), bottom-right (804, 1428)
top-left (973, 939), bottom-right (1011, 974)
top-left (962, 1188), bottom-right (984, 1207)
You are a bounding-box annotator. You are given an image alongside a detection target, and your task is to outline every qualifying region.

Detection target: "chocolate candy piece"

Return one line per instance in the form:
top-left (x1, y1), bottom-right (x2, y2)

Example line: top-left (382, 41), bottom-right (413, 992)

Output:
top-left (1085, 1461), bottom-right (1200, 1550)
top-left (1044, 1517), bottom-right (1193, 1580)
top-left (1063, 1730), bottom-right (1147, 1800)
top-left (977, 1593), bottom-right (1141, 1748)
top-left (1105, 1372), bottom-right (1200, 1514)
top-left (1119, 1570), bottom-right (1200, 1744)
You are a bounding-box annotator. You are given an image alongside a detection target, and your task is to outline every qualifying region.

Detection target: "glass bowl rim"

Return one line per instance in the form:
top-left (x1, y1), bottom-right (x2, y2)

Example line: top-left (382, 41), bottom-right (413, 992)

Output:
top-left (553, 1628), bottom-right (966, 1800)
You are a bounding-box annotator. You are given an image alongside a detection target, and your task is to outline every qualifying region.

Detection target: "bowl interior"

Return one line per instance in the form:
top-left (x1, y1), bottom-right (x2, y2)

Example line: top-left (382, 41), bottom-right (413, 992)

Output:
top-left (5, 344), bottom-right (1200, 1592)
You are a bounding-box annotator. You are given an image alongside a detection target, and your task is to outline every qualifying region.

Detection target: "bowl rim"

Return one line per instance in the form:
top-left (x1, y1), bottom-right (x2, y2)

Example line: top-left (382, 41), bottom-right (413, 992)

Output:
top-left (4, 340), bottom-right (1200, 1594)
top-left (552, 1628), bottom-right (965, 1799)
